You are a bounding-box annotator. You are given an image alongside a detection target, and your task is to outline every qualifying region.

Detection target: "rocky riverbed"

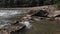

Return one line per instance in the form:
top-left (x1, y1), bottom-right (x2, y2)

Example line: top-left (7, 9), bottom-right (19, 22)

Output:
top-left (0, 6), bottom-right (60, 34)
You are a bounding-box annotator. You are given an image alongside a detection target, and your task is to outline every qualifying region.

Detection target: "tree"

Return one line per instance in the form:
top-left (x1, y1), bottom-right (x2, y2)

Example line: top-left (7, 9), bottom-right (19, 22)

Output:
top-left (0, 0), bottom-right (60, 7)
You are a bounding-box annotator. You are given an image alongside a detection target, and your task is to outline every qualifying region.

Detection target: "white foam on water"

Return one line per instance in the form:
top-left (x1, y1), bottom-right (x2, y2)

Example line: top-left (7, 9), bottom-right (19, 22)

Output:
top-left (0, 11), bottom-right (21, 17)
top-left (0, 10), bottom-right (28, 19)
top-left (0, 20), bottom-right (11, 29)
top-left (0, 23), bottom-right (10, 29)
top-left (19, 21), bottom-right (32, 29)
top-left (0, 10), bottom-right (30, 30)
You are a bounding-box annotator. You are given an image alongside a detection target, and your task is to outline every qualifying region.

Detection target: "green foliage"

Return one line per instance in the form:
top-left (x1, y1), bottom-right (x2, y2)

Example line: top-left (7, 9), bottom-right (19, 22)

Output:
top-left (0, 0), bottom-right (60, 7)
top-left (50, 0), bottom-right (60, 9)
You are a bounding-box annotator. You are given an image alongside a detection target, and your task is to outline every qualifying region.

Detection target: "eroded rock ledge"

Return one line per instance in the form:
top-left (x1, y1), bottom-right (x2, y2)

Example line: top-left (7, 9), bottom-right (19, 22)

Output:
top-left (0, 21), bottom-right (25, 34)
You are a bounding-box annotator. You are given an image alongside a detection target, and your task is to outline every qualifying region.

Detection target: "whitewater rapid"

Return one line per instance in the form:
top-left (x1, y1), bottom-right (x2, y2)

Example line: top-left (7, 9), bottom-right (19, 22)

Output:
top-left (0, 10), bottom-right (29, 29)
top-left (19, 21), bottom-right (32, 29)
top-left (0, 20), bottom-right (11, 29)
top-left (0, 10), bottom-right (28, 19)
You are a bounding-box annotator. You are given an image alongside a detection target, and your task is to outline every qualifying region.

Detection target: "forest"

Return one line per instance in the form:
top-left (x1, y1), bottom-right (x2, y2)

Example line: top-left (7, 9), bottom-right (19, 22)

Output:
top-left (0, 0), bottom-right (60, 8)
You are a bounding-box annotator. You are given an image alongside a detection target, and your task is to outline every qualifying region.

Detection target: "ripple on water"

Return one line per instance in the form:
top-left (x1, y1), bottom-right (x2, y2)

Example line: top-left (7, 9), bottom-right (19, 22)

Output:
top-left (0, 10), bottom-right (28, 19)
top-left (0, 10), bottom-right (28, 29)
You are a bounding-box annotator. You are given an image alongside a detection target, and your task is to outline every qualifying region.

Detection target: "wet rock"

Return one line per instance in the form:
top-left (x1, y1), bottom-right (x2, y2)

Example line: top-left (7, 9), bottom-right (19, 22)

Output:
top-left (12, 21), bottom-right (19, 25)
top-left (48, 10), bottom-right (60, 17)
top-left (31, 10), bottom-right (48, 17)
top-left (0, 21), bottom-right (25, 34)
top-left (55, 15), bottom-right (60, 17)
top-left (55, 17), bottom-right (60, 20)
top-left (10, 26), bottom-right (26, 34)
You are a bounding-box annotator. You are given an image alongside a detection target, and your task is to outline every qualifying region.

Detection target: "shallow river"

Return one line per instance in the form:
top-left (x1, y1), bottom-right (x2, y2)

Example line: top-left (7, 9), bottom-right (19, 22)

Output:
top-left (0, 9), bottom-right (29, 29)
top-left (0, 9), bottom-right (60, 34)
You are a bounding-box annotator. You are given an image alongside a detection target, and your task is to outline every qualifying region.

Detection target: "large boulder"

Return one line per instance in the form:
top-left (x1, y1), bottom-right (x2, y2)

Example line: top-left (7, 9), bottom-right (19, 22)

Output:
top-left (31, 10), bottom-right (49, 17)
top-left (48, 10), bottom-right (60, 17)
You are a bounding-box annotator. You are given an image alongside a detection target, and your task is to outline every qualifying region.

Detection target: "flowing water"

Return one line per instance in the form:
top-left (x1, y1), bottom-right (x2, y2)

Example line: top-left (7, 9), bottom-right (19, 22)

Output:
top-left (0, 10), bottom-right (29, 19)
top-left (0, 9), bottom-right (33, 34)
top-left (0, 9), bottom-right (30, 29)
top-left (0, 9), bottom-right (60, 34)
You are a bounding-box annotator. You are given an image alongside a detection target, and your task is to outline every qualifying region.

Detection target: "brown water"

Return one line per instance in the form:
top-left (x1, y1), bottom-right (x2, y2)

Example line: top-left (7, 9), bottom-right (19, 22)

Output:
top-left (25, 19), bottom-right (60, 34)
